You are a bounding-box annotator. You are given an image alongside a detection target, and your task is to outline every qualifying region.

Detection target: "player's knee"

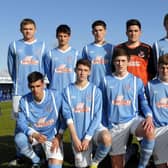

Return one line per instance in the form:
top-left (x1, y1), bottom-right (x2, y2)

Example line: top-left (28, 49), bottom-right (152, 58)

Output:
top-left (99, 130), bottom-right (112, 146)
top-left (15, 132), bottom-right (29, 148)
top-left (144, 128), bottom-right (155, 140)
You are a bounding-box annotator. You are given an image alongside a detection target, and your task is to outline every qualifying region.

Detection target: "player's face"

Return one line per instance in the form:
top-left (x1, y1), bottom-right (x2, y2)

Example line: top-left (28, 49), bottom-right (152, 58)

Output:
top-left (21, 23), bottom-right (36, 42)
top-left (158, 64), bottom-right (168, 82)
top-left (75, 64), bottom-right (90, 83)
top-left (29, 80), bottom-right (44, 102)
top-left (113, 56), bottom-right (129, 76)
top-left (92, 25), bottom-right (106, 44)
top-left (57, 32), bottom-right (70, 47)
top-left (126, 25), bottom-right (141, 43)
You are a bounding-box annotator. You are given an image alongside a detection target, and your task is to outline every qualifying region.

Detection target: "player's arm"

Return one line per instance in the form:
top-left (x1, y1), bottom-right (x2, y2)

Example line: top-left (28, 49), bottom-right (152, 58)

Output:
top-left (83, 88), bottom-right (102, 141)
top-left (138, 79), bottom-right (154, 131)
top-left (7, 42), bottom-right (15, 80)
top-left (62, 88), bottom-right (82, 152)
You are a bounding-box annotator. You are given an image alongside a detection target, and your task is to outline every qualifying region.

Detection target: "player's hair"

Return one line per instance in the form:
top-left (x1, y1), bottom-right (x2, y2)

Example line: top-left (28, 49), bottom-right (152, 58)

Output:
top-left (28, 71), bottom-right (44, 84)
top-left (126, 19), bottom-right (141, 30)
top-left (56, 24), bottom-right (71, 37)
top-left (92, 20), bottom-right (106, 29)
top-left (76, 58), bottom-right (91, 70)
top-left (158, 54), bottom-right (168, 65)
top-left (20, 18), bottom-right (36, 30)
top-left (163, 13), bottom-right (168, 26)
top-left (112, 48), bottom-right (130, 62)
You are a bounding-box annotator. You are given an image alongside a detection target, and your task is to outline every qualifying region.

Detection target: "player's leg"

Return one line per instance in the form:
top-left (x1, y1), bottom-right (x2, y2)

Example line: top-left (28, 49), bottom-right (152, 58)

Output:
top-left (109, 120), bottom-right (132, 168)
top-left (153, 126), bottom-right (168, 168)
top-left (90, 128), bottom-right (112, 168)
top-left (15, 132), bottom-right (41, 165)
top-left (43, 140), bottom-right (63, 168)
top-left (131, 117), bottom-right (155, 168)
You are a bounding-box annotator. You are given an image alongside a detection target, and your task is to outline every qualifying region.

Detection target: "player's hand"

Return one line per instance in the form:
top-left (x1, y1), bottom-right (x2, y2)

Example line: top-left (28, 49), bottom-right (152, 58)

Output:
top-left (73, 137), bottom-right (82, 152)
top-left (51, 137), bottom-right (60, 152)
top-left (81, 139), bottom-right (90, 151)
top-left (142, 116), bottom-right (154, 132)
top-left (32, 133), bottom-right (47, 143)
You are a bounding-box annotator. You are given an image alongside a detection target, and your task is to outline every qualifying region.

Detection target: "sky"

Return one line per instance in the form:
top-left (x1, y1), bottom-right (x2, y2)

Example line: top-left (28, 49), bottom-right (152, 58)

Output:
top-left (0, 0), bottom-right (168, 70)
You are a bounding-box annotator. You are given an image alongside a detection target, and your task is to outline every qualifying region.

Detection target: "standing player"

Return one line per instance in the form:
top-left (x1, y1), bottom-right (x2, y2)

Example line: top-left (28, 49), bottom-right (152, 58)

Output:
top-left (44, 24), bottom-right (79, 92)
top-left (153, 13), bottom-right (168, 71)
top-left (62, 59), bottom-right (112, 168)
top-left (7, 18), bottom-right (46, 119)
top-left (116, 19), bottom-right (156, 85)
top-left (15, 71), bottom-right (64, 168)
top-left (82, 20), bottom-right (114, 87)
top-left (101, 48), bottom-right (155, 168)
top-left (115, 19), bottom-right (156, 163)
top-left (146, 54), bottom-right (168, 168)
top-left (7, 18), bottom-right (47, 166)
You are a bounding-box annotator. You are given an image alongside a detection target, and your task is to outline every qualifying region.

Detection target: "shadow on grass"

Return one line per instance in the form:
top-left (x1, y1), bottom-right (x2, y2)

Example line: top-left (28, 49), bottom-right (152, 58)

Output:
top-left (0, 136), bottom-right (143, 168)
top-left (0, 136), bottom-right (74, 168)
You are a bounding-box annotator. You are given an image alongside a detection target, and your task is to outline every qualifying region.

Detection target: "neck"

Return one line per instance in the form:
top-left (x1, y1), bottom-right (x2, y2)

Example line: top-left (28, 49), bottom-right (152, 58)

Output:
top-left (24, 37), bottom-right (35, 43)
top-left (75, 80), bottom-right (89, 89)
top-left (95, 40), bottom-right (106, 45)
top-left (58, 44), bottom-right (69, 51)
top-left (115, 71), bottom-right (128, 77)
top-left (126, 41), bottom-right (140, 48)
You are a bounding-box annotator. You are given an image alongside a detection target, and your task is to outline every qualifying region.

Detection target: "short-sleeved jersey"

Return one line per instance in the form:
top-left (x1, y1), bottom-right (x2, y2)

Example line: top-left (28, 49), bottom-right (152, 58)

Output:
top-left (116, 42), bottom-right (156, 85)
top-left (62, 82), bottom-right (102, 140)
top-left (146, 78), bottom-right (168, 127)
top-left (101, 73), bottom-right (152, 129)
top-left (16, 89), bottom-right (63, 140)
top-left (82, 42), bottom-right (114, 87)
top-left (7, 39), bottom-right (46, 96)
top-left (44, 47), bottom-right (79, 92)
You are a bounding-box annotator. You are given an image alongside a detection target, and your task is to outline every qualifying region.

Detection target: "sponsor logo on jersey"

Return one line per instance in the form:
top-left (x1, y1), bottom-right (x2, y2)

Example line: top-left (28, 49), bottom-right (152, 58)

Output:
top-left (73, 102), bottom-right (90, 113)
top-left (128, 61), bottom-right (140, 67)
top-left (35, 117), bottom-right (54, 127)
top-left (21, 56), bottom-right (39, 65)
top-left (55, 64), bottom-right (72, 73)
top-left (156, 98), bottom-right (168, 108)
top-left (92, 56), bottom-right (109, 64)
top-left (112, 95), bottom-right (131, 106)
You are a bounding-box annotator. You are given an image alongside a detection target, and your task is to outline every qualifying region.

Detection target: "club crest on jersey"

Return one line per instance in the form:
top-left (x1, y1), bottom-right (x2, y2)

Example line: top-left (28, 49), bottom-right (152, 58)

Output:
top-left (21, 56), bottom-right (39, 65)
top-left (112, 95), bottom-right (131, 106)
top-left (55, 64), bottom-right (72, 73)
top-left (46, 104), bottom-right (53, 113)
top-left (92, 56), bottom-right (108, 64)
top-left (73, 102), bottom-right (90, 113)
top-left (138, 51), bottom-right (145, 58)
top-left (156, 98), bottom-right (168, 108)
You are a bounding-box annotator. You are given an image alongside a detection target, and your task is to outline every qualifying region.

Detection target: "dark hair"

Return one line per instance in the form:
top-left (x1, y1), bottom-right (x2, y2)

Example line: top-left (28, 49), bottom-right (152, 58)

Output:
top-left (158, 54), bottom-right (168, 65)
top-left (28, 71), bottom-right (44, 84)
top-left (76, 58), bottom-right (91, 70)
top-left (112, 48), bottom-right (130, 63)
top-left (126, 19), bottom-right (141, 30)
top-left (20, 18), bottom-right (36, 30)
top-left (92, 20), bottom-right (106, 30)
top-left (56, 24), bottom-right (71, 37)
top-left (163, 13), bottom-right (168, 26)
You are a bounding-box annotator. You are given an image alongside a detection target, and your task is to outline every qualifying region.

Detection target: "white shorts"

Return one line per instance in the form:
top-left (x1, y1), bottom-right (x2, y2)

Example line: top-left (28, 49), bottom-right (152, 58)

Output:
top-left (12, 95), bottom-right (22, 119)
top-left (153, 126), bottom-right (168, 165)
top-left (31, 139), bottom-right (63, 161)
top-left (72, 142), bottom-right (92, 167)
top-left (109, 117), bottom-right (143, 156)
top-left (42, 141), bottom-right (63, 161)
